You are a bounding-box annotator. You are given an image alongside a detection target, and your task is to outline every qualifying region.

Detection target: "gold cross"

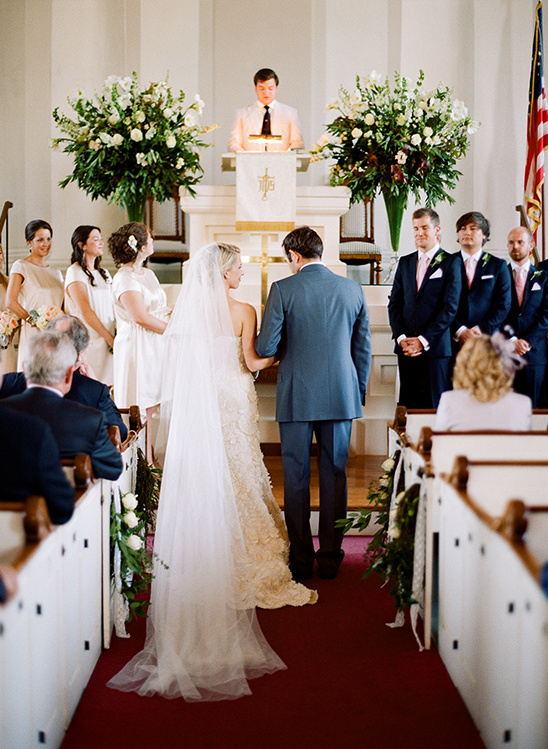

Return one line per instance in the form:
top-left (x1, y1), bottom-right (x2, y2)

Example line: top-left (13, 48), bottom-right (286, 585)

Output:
top-left (241, 234), bottom-right (286, 319)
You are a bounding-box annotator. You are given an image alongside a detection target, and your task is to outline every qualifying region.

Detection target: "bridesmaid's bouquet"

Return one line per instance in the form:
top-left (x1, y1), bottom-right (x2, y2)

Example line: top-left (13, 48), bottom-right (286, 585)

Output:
top-left (0, 310), bottom-right (21, 348)
top-left (27, 305), bottom-right (64, 330)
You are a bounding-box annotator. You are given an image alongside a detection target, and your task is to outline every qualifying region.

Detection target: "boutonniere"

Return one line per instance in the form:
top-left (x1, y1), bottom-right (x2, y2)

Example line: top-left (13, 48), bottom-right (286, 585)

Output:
top-left (430, 250), bottom-right (447, 269)
top-left (480, 252), bottom-right (492, 267)
top-left (531, 269), bottom-right (543, 281)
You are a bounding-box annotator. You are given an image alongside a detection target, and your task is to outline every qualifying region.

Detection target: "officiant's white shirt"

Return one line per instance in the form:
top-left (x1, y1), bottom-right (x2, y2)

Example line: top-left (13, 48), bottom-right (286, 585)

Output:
top-left (228, 99), bottom-right (304, 152)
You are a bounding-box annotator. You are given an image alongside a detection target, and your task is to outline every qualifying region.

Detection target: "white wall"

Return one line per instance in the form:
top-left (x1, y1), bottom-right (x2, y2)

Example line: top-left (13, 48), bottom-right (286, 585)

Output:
top-left (0, 0), bottom-right (539, 269)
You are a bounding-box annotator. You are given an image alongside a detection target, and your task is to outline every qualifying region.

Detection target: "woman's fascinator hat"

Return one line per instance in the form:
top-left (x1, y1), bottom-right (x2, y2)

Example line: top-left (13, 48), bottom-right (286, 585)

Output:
top-left (490, 327), bottom-right (527, 376)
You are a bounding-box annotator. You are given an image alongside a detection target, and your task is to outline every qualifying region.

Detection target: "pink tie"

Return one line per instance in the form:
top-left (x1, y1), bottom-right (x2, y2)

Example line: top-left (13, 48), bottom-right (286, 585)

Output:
top-left (465, 257), bottom-right (476, 289)
top-left (416, 254), bottom-right (430, 289)
top-left (514, 267), bottom-right (527, 306)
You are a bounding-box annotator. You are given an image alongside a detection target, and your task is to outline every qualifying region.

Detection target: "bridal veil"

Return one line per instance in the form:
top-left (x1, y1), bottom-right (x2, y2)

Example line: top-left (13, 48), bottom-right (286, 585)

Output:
top-left (107, 244), bottom-right (285, 701)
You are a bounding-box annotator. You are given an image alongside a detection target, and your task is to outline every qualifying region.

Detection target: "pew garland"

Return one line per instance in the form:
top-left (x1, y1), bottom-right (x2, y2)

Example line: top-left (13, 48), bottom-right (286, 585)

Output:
top-left (337, 452), bottom-right (421, 612)
top-left (135, 447), bottom-right (162, 533)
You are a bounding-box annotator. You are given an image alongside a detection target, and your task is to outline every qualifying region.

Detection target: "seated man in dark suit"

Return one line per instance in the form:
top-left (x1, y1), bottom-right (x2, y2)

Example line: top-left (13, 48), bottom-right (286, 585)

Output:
top-left (0, 351), bottom-right (74, 524)
top-left (451, 211), bottom-right (512, 346)
top-left (0, 315), bottom-right (128, 441)
top-left (3, 332), bottom-right (123, 481)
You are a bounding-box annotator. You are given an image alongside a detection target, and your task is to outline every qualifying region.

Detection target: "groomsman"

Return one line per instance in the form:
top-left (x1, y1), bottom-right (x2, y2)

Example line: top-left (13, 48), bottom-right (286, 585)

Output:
top-left (388, 207), bottom-right (461, 408)
top-left (451, 211), bottom-right (511, 345)
top-left (504, 226), bottom-right (548, 407)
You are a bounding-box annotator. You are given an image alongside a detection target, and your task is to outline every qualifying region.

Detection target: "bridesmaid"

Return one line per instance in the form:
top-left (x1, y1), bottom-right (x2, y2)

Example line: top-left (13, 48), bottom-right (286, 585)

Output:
top-left (6, 219), bottom-right (64, 370)
top-left (65, 225), bottom-right (115, 385)
top-left (109, 222), bottom-right (170, 457)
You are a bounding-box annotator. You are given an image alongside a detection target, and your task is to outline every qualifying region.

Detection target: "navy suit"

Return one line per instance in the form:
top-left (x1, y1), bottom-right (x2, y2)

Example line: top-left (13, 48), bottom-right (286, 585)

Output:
top-left (504, 264), bottom-right (548, 407)
top-left (256, 263), bottom-right (371, 578)
top-left (388, 248), bottom-right (461, 408)
top-left (2, 388), bottom-right (123, 481)
top-left (0, 370), bottom-right (127, 441)
top-left (452, 251), bottom-right (512, 337)
top-left (0, 403), bottom-right (74, 524)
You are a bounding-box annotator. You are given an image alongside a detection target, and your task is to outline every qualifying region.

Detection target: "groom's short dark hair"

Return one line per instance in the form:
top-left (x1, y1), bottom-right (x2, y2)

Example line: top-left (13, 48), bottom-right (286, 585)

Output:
top-left (282, 226), bottom-right (323, 259)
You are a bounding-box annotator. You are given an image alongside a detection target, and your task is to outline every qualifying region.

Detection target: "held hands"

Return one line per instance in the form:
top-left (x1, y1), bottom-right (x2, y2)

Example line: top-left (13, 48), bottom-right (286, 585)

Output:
top-left (400, 337), bottom-right (424, 357)
top-left (514, 338), bottom-right (531, 356)
top-left (458, 327), bottom-right (482, 345)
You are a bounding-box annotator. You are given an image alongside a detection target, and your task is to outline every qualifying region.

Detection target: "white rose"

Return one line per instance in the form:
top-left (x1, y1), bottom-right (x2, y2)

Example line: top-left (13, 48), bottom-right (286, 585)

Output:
top-left (145, 127), bottom-right (156, 140)
top-left (397, 114), bottom-right (406, 126)
top-left (432, 134), bottom-right (442, 145)
top-left (135, 111), bottom-right (146, 123)
top-left (381, 458), bottom-right (395, 472)
top-left (394, 490), bottom-right (407, 507)
top-left (351, 127), bottom-right (363, 140)
top-left (112, 133), bottom-right (123, 146)
top-left (108, 112), bottom-right (120, 126)
top-left (388, 525), bottom-right (401, 540)
top-left (130, 128), bottom-right (143, 142)
top-left (123, 511), bottom-right (139, 529)
top-left (410, 133), bottom-right (422, 146)
top-left (423, 126), bottom-right (433, 137)
top-left (166, 134), bottom-right (177, 148)
top-left (99, 132), bottom-right (112, 145)
top-left (163, 107), bottom-right (173, 119)
top-left (122, 492), bottom-right (138, 510)
top-left (126, 534), bottom-right (143, 551)
top-left (364, 113), bottom-right (375, 126)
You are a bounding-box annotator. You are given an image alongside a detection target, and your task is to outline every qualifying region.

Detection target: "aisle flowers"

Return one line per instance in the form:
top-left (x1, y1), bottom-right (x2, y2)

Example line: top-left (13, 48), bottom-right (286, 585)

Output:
top-left (52, 73), bottom-right (218, 221)
top-left (0, 310), bottom-right (21, 348)
top-left (310, 70), bottom-right (479, 253)
top-left (110, 489), bottom-right (165, 621)
top-left (337, 454), bottom-right (421, 613)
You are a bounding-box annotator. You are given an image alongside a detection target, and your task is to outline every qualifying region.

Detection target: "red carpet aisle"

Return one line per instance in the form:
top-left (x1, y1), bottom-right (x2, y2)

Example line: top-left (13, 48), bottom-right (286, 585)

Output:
top-left (61, 537), bottom-right (484, 749)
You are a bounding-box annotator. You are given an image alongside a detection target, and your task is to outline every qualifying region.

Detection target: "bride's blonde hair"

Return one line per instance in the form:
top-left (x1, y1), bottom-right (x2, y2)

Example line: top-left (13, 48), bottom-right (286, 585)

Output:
top-left (217, 243), bottom-right (241, 272)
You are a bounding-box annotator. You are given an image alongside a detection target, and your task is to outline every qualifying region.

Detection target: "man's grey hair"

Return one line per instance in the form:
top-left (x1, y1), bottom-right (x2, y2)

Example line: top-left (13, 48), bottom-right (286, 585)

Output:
top-left (46, 315), bottom-right (89, 355)
top-left (23, 331), bottom-right (77, 385)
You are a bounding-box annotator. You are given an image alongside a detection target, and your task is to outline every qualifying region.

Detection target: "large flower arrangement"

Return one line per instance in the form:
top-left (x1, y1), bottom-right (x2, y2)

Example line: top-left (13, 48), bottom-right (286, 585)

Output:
top-left (52, 73), bottom-right (218, 221)
top-left (310, 70), bottom-right (478, 252)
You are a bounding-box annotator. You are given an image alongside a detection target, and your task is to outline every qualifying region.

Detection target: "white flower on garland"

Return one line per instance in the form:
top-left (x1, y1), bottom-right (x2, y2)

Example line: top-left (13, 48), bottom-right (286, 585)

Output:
top-left (123, 511), bottom-right (139, 529)
top-left (127, 534), bottom-right (144, 551)
top-left (122, 492), bottom-right (138, 510)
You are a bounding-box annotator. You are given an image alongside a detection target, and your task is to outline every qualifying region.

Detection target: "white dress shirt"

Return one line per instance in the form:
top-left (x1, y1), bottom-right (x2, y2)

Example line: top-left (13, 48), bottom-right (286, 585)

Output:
top-left (228, 99), bottom-right (304, 152)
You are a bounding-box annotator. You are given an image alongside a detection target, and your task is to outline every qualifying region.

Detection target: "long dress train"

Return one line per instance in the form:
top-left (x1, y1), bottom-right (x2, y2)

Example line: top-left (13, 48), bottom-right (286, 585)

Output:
top-left (107, 244), bottom-right (306, 701)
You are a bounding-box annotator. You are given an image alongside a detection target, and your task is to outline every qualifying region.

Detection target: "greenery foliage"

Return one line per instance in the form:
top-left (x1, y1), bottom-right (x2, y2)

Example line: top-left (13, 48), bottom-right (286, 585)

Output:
top-left (310, 70), bottom-right (478, 206)
top-left (135, 447), bottom-right (162, 533)
top-left (52, 73), bottom-right (217, 216)
top-left (337, 453), bottom-right (421, 612)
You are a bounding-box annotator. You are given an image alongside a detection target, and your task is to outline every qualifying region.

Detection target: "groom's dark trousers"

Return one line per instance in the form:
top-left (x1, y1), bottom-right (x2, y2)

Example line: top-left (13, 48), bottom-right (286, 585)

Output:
top-left (256, 262), bottom-right (371, 578)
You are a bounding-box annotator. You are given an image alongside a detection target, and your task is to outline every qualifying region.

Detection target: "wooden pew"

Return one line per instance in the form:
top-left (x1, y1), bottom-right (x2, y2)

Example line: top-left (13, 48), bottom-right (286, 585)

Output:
top-left (437, 476), bottom-right (548, 748)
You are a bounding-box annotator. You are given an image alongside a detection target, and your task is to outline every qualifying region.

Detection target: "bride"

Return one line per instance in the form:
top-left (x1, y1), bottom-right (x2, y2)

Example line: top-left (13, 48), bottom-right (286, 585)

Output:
top-left (108, 243), bottom-right (316, 702)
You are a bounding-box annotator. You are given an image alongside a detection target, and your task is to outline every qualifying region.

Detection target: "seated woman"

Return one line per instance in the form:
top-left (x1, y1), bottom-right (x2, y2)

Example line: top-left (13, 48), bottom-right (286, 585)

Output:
top-left (434, 333), bottom-right (532, 431)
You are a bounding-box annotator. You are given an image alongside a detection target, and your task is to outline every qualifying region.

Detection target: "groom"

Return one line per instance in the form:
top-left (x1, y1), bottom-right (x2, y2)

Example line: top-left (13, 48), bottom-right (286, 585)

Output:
top-left (256, 226), bottom-right (371, 579)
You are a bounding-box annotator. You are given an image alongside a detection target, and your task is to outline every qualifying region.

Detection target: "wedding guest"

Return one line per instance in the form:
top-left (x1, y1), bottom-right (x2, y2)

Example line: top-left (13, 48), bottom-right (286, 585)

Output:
top-left (65, 226), bottom-right (115, 385)
top-left (228, 68), bottom-right (304, 152)
top-left (434, 333), bottom-right (532, 431)
top-left (1, 315), bottom-right (127, 440)
top-left (388, 207), bottom-right (461, 409)
top-left (503, 226), bottom-right (548, 407)
top-left (0, 344), bottom-right (74, 523)
top-left (451, 211), bottom-right (511, 346)
top-left (0, 243), bottom-right (17, 372)
top-left (2, 332), bottom-right (123, 481)
top-left (6, 220), bottom-right (64, 370)
top-left (109, 223), bottom-right (170, 456)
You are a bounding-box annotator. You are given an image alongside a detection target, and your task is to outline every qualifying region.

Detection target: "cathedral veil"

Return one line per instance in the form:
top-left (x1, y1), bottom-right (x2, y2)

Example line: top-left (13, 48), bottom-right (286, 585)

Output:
top-left (107, 244), bottom-right (285, 701)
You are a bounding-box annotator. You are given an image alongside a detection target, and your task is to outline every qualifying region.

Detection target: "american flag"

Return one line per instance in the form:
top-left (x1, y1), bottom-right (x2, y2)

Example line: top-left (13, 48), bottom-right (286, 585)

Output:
top-left (525, 1), bottom-right (548, 237)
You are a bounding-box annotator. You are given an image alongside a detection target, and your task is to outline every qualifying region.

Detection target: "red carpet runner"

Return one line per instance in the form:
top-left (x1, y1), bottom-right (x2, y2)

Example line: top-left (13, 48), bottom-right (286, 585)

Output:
top-left (61, 537), bottom-right (484, 749)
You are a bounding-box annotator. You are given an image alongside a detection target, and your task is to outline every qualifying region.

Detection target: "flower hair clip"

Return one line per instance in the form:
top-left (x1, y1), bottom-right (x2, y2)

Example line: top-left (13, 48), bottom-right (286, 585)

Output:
top-left (490, 330), bottom-right (526, 375)
top-left (128, 235), bottom-right (138, 252)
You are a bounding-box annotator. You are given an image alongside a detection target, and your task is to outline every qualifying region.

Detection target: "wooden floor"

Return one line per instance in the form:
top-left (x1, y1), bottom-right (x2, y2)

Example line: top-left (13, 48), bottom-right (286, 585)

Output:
top-left (263, 454), bottom-right (385, 510)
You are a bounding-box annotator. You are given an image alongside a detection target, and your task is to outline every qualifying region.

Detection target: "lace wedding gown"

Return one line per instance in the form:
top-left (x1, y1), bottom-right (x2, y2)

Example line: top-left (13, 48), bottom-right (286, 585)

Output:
top-left (108, 244), bottom-right (313, 702)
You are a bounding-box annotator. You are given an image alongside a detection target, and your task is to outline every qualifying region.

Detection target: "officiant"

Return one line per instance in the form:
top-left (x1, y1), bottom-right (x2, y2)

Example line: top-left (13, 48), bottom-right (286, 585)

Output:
top-left (228, 68), bottom-right (304, 152)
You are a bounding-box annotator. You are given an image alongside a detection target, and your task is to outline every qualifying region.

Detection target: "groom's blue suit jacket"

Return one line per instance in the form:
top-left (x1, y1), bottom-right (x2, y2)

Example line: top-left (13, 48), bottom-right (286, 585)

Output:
top-left (255, 263), bottom-right (371, 422)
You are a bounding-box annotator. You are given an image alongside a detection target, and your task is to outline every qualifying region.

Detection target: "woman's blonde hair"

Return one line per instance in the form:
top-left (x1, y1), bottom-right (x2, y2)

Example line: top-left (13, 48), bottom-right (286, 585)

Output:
top-left (453, 335), bottom-right (514, 402)
top-left (217, 243), bottom-right (241, 273)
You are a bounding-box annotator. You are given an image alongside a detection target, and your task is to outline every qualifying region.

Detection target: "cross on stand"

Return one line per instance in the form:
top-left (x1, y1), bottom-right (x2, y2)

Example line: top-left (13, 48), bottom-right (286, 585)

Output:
top-left (240, 233), bottom-right (288, 319)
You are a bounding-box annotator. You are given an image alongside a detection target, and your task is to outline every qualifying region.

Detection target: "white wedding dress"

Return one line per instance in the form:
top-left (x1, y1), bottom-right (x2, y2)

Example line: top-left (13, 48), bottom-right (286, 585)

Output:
top-left (107, 244), bottom-right (314, 702)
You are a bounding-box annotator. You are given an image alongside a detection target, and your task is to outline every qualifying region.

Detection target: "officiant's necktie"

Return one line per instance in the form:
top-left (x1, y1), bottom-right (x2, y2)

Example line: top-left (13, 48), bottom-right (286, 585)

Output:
top-left (514, 266), bottom-right (527, 306)
top-left (416, 253), bottom-right (430, 289)
top-left (465, 256), bottom-right (476, 289)
top-left (261, 105), bottom-right (271, 135)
